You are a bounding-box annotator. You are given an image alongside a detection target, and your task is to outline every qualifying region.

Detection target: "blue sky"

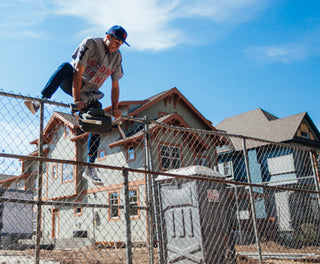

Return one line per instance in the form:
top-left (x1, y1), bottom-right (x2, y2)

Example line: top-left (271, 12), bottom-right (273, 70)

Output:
top-left (0, 0), bottom-right (319, 128)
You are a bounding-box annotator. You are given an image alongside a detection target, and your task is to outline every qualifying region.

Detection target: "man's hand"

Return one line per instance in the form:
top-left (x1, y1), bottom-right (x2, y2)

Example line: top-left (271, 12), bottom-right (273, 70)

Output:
top-left (75, 100), bottom-right (87, 111)
top-left (112, 109), bottom-right (121, 119)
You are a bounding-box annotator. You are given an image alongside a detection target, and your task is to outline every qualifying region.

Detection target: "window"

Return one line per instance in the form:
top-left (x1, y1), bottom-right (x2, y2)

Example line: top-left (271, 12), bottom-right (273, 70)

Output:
top-left (52, 164), bottom-right (58, 179)
top-left (53, 130), bottom-right (58, 143)
top-left (300, 131), bottom-right (310, 139)
top-left (65, 126), bottom-right (71, 138)
top-left (127, 146), bottom-right (135, 162)
top-left (74, 200), bottom-right (83, 216)
top-left (74, 207), bottom-right (82, 215)
top-left (62, 163), bottom-right (74, 182)
top-left (32, 210), bottom-right (37, 233)
top-left (223, 161), bottom-right (232, 176)
top-left (218, 160), bottom-right (233, 178)
top-left (109, 192), bottom-right (120, 219)
top-left (98, 148), bottom-right (107, 161)
top-left (42, 162), bottom-right (47, 174)
top-left (194, 155), bottom-right (209, 167)
top-left (160, 144), bottom-right (181, 170)
top-left (16, 179), bottom-right (25, 190)
top-left (129, 189), bottom-right (138, 217)
top-left (33, 173), bottom-right (38, 190)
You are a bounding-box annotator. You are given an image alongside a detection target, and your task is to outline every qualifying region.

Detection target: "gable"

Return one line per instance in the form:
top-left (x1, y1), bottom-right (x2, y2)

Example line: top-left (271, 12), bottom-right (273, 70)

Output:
top-left (296, 119), bottom-right (318, 141)
top-left (139, 99), bottom-right (208, 129)
top-left (30, 111), bottom-right (79, 146)
top-left (108, 112), bottom-right (226, 149)
top-left (119, 87), bottom-right (215, 131)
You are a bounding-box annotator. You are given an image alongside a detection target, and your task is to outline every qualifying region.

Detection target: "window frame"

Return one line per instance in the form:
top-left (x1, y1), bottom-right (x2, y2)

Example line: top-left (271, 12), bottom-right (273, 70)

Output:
top-left (126, 145), bottom-right (136, 162)
top-left (159, 143), bottom-right (182, 171)
top-left (61, 162), bottom-right (74, 183)
top-left (129, 188), bottom-right (140, 220)
top-left (64, 125), bottom-right (71, 138)
top-left (16, 178), bottom-right (26, 190)
top-left (52, 129), bottom-right (59, 144)
top-left (52, 164), bottom-right (58, 179)
top-left (219, 160), bottom-right (233, 178)
top-left (108, 190), bottom-right (120, 220)
top-left (300, 131), bottom-right (310, 139)
top-left (74, 199), bottom-right (83, 217)
top-left (98, 148), bottom-right (107, 161)
top-left (194, 154), bottom-right (210, 167)
top-left (33, 172), bottom-right (38, 191)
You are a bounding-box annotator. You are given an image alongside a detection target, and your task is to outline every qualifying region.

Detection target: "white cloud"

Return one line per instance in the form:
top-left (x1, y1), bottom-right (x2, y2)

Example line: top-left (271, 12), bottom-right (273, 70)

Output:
top-left (0, 0), bottom-right (270, 51)
top-left (248, 45), bottom-right (306, 63)
top-left (174, 0), bottom-right (268, 24)
top-left (246, 31), bottom-right (320, 64)
top-left (51, 0), bottom-right (269, 50)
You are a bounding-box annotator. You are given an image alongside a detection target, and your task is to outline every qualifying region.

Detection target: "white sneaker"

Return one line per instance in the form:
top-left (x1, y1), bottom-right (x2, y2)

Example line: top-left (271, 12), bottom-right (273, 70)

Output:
top-left (83, 167), bottom-right (103, 185)
top-left (24, 100), bottom-right (40, 114)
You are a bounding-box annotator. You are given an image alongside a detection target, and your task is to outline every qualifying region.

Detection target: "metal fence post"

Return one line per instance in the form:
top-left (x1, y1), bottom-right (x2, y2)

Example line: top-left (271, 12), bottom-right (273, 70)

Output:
top-left (143, 116), bottom-right (165, 264)
top-left (123, 168), bottom-right (132, 264)
top-left (35, 100), bottom-right (44, 264)
top-left (310, 151), bottom-right (320, 208)
top-left (242, 138), bottom-right (263, 264)
top-left (143, 116), bottom-right (155, 264)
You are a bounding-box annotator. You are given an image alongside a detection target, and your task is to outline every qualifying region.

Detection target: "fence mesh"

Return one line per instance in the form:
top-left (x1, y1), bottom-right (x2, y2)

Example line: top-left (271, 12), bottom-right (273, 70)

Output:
top-left (0, 90), bottom-right (320, 263)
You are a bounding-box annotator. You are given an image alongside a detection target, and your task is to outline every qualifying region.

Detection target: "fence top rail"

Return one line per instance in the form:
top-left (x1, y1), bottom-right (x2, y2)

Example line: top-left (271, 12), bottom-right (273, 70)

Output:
top-left (0, 89), bottom-right (69, 108)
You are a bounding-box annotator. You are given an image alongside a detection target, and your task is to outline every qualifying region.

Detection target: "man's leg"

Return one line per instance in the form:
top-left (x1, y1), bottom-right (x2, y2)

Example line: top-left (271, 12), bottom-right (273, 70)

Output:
top-left (83, 133), bottom-right (103, 185)
top-left (41, 62), bottom-right (74, 99)
top-left (25, 62), bottom-right (74, 114)
top-left (87, 133), bottom-right (101, 163)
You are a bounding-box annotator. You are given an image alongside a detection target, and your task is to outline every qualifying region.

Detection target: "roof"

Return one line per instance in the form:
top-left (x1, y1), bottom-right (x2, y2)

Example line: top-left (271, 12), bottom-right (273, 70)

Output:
top-left (105, 87), bottom-right (216, 131)
top-left (216, 108), bottom-right (320, 150)
top-left (30, 111), bottom-right (79, 145)
top-left (108, 112), bottom-right (226, 149)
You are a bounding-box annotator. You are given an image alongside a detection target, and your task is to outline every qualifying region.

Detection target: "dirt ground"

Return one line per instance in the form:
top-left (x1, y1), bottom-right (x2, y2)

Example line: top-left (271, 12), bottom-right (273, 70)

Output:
top-left (21, 246), bottom-right (156, 264)
top-left (236, 241), bottom-right (320, 264)
top-left (1, 242), bottom-right (319, 263)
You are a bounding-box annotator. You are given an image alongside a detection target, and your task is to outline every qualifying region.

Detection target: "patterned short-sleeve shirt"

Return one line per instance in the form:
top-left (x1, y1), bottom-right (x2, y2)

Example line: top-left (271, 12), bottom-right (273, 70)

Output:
top-left (72, 37), bottom-right (124, 92)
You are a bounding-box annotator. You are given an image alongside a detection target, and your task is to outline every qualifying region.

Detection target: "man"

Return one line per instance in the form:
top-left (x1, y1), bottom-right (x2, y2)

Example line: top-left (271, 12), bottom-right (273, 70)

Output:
top-left (25, 25), bottom-right (129, 185)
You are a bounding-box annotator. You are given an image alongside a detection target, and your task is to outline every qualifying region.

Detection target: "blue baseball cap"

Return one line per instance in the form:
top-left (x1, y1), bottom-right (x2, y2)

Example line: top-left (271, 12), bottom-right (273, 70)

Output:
top-left (106, 25), bottom-right (130, 46)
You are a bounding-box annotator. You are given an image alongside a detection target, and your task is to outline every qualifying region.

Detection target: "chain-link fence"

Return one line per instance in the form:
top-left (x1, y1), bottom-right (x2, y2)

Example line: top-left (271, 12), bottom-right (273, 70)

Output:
top-left (0, 90), bottom-right (320, 263)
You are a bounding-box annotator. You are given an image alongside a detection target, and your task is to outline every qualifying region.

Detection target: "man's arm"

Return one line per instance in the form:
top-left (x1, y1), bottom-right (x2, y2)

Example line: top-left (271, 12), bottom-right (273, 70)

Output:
top-left (73, 63), bottom-right (86, 110)
top-left (111, 80), bottom-right (121, 119)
